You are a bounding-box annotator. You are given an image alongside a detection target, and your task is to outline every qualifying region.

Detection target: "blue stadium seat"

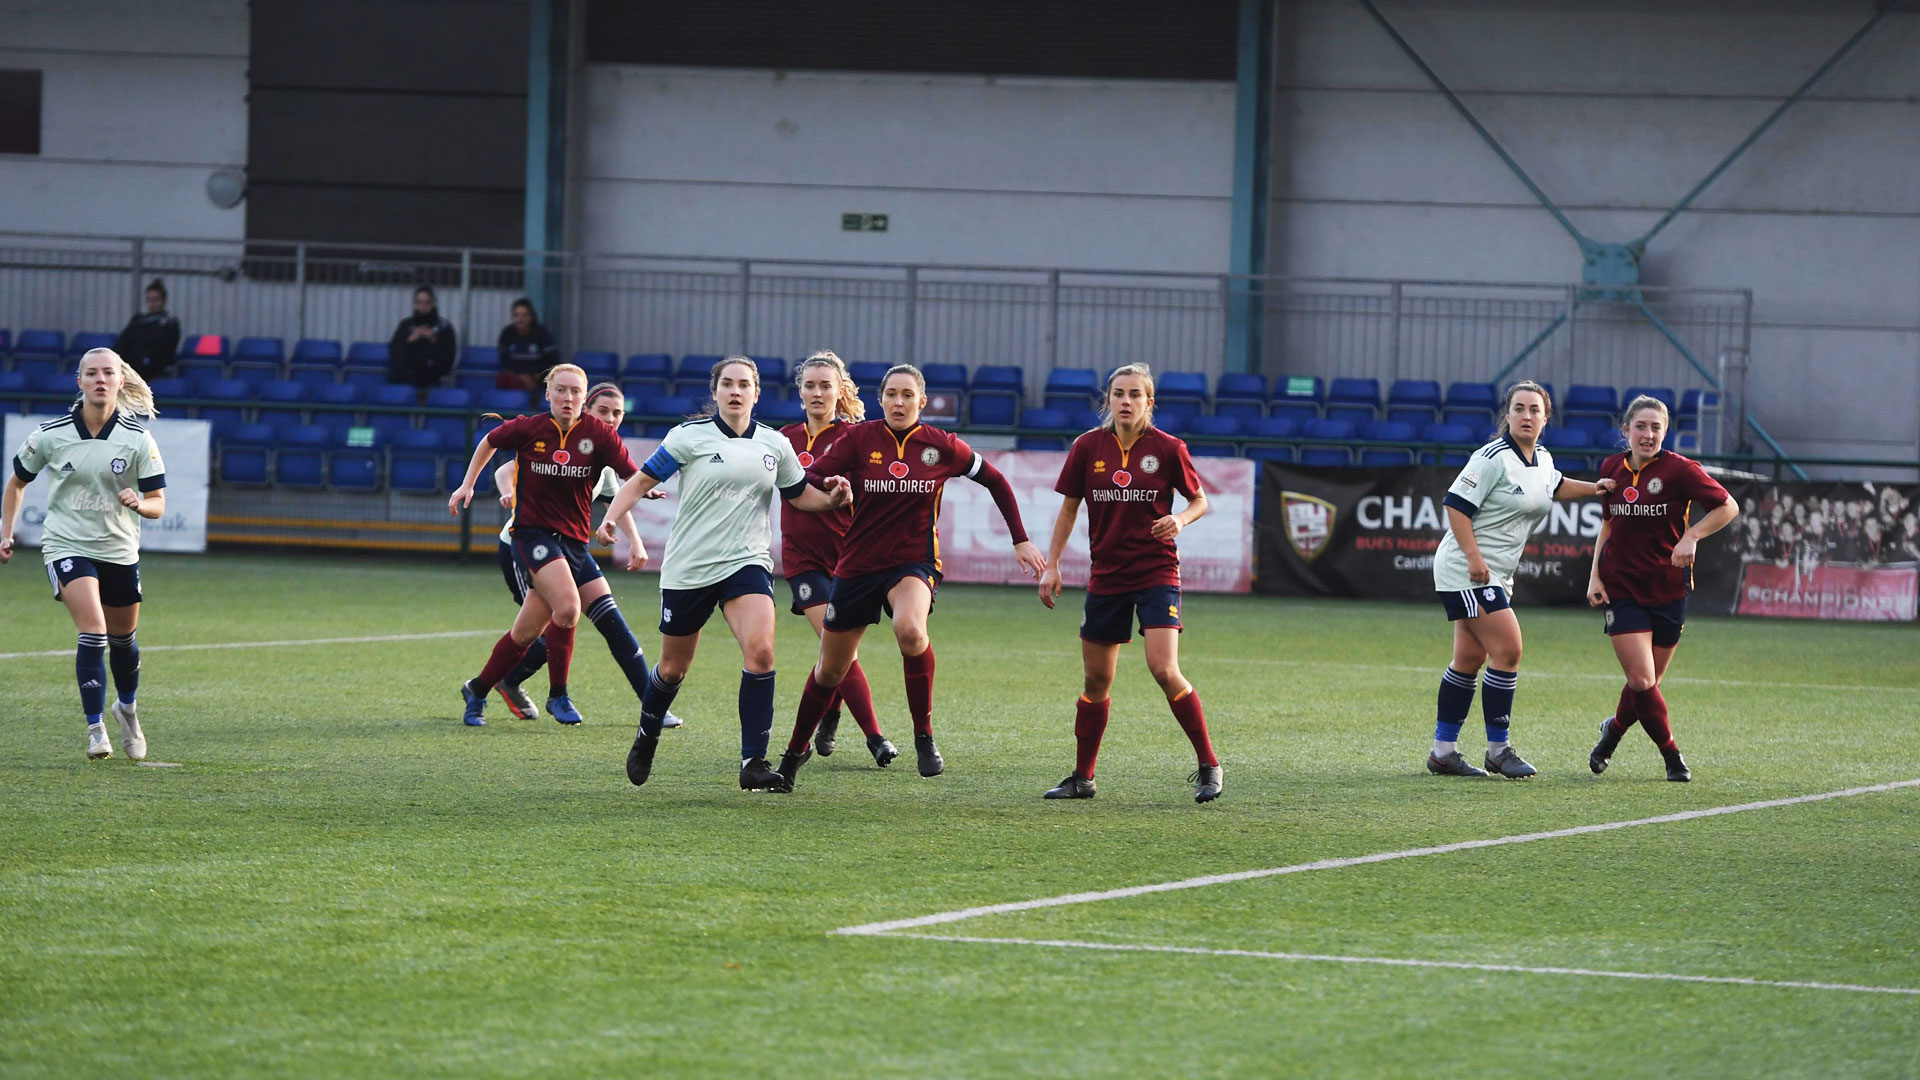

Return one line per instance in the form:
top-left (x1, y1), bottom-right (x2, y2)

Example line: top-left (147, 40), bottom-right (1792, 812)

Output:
top-left (145, 377), bottom-right (192, 402)
top-left (230, 361), bottom-right (282, 395)
top-left (342, 369), bottom-right (390, 395)
top-left (458, 344), bottom-right (498, 373)
top-left (1443, 381), bottom-right (1498, 419)
top-left (750, 355), bottom-right (789, 396)
top-left (1565, 413), bottom-right (1619, 445)
top-left (328, 427), bottom-right (386, 491)
top-left (310, 384), bottom-right (362, 437)
top-left (12, 329), bottom-right (65, 361)
top-left (847, 361), bottom-right (891, 388)
top-left (1067, 409), bottom-right (1102, 433)
top-left (66, 331), bottom-right (116, 358)
top-left (177, 357), bottom-right (226, 388)
top-left (1248, 416), bottom-right (1298, 441)
top-left (969, 394), bottom-right (1018, 427)
top-left (967, 365), bottom-right (1023, 426)
top-left (219, 443), bottom-right (272, 486)
top-left (1298, 447), bottom-right (1350, 467)
top-left (1214, 373), bottom-right (1268, 422)
top-left (1154, 405), bottom-right (1200, 434)
top-left (11, 355), bottom-right (60, 381)
top-left (288, 352), bottom-right (341, 389)
top-left (1562, 384), bottom-right (1617, 419)
top-left (1677, 387), bottom-right (1716, 420)
top-left (1386, 380), bottom-right (1442, 426)
top-left (1185, 414), bottom-right (1241, 457)
top-left (291, 338), bottom-right (342, 366)
top-left (254, 381), bottom-right (309, 429)
top-left (1298, 417), bottom-right (1357, 467)
top-left (1358, 419), bottom-right (1418, 466)
top-left (1270, 374), bottom-right (1325, 408)
top-left (445, 456), bottom-right (497, 495)
top-left (234, 336), bottom-right (285, 365)
top-left (1539, 425), bottom-right (1593, 471)
top-left (622, 353), bottom-right (673, 380)
top-left (389, 428), bottom-right (444, 493)
top-left (222, 421), bottom-right (276, 447)
top-left (424, 386), bottom-right (471, 411)
top-left (1420, 422), bottom-right (1477, 466)
top-left (1156, 371), bottom-right (1210, 413)
top-left (969, 365), bottom-right (1024, 395)
top-left (273, 426), bottom-right (329, 488)
top-left (345, 341), bottom-right (388, 368)
top-left (1020, 407), bottom-right (1070, 433)
top-left (36, 372), bottom-right (80, 402)
top-left (0, 329), bottom-right (10, 356)
top-left (0, 370), bottom-right (29, 413)
top-left (478, 388), bottom-right (531, 415)
top-left (575, 350), bottom-right (620, 383)
top-left (643, 395), bottom-right (697, 422)
top-left (1014, 434), bottom-right (1067, 451)
top-left (366, 383), bottom-right (420, 440)
top-left (456, 370), bottom-right (498, 395)
top-left (1042, 368), bottom-right (1100, 412)
top-left (673, 354), bottom-right (724, 397)
top-left (1326, 377), bottom-right (1381, 420)
top-left (1245, 442), bottom-right (1293, 467)
top-left (755, 398), bottom-right (804, 425)
top-left (1620, 385), bottom-right (1677, 413)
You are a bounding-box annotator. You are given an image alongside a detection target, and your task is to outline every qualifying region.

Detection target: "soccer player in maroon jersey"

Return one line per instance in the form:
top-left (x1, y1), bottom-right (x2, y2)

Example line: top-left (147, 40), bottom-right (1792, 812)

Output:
top-left (778, 351), bottom-right (898, 767)
top-left (1587, 395), bottom-right (1740, 781)
top-left (1037, 364), bottom-right (1222, 803)
top-left (447, 363), bottom-right (641, 727)
top-left (776, 364), bottom-right (1047, 784)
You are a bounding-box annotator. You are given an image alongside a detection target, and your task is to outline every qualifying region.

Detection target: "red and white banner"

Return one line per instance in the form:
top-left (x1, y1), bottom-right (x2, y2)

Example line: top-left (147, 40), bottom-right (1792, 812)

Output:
top-left (1734, 563), bottom-right (1917, 621)
top-left (609, 440), bottom-right (1255, 594)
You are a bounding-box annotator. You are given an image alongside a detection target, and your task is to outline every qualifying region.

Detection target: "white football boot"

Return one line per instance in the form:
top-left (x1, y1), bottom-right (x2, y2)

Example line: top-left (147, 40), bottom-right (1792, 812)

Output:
top-left (112, 700), bottom-right (147, 761)
top-left (86, 722), bottom-right (114, 761)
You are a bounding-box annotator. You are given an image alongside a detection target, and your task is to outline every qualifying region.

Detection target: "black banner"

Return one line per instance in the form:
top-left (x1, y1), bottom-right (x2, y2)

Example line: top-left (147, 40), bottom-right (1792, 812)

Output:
top-left (1257, 465), bottom-right (1602, 605)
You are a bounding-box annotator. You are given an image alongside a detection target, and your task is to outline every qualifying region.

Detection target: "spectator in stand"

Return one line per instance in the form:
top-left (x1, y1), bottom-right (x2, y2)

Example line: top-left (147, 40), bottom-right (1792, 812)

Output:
top-left (112, 279), bottom-right (182, 382)
top-left (496, 297), bottom-right (558, 400)
top-left (387, 285), bottom-right (457, 399)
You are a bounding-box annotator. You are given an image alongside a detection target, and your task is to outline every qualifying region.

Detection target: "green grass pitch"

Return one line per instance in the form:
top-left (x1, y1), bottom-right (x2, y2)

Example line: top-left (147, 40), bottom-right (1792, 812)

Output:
top-left (2, 552), bottom-right (1917, 1078)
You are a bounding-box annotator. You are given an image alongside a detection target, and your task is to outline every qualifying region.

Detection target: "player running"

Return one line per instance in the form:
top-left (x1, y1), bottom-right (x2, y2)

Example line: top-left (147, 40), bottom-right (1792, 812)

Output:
top-left (449, 364), bottom-right (643, 728)
top-left (1036, 364), bottom-right (1222, 803)
top-left (777, 351), bottom-right (898, 767)
top-left (488, 382), bottom-right (682, 729)
top-left (1427, 381), bottom-right (1614, 779)
top-left (1586, 394), bottom-right (1739, 782)
top-left (777, 363), bottom-right (1047, 786)
top-left (601, 357), bottom-right (852, 792)
top-left (2, 349), bottom-right (166, 761)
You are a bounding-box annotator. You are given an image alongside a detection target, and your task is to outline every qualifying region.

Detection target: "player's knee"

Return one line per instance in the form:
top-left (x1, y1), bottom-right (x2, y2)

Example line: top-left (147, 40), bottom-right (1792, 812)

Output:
top-left (550, 605), bottom-right (580, 629)
top-left (1082, 671), bottom-right (1113, 697)
top-left (1149, 663), bottom-right (1182, 693)
top-left (1625, 671), bottom-right (1657, 692)
top-left (654, 656), bottom-right (689, 683)
top-left (893, 623), bottom-right (928, 655)
top-left (742, 642), bottom-right (775, 672)
top-left (815, 655), bottom-right (851, 686)
top-left (1493, 644), bottom-right (1522, 669)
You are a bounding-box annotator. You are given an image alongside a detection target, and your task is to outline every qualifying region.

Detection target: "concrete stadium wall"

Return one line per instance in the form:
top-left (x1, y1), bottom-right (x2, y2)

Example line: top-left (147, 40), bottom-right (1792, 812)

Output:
top-left (1267, 0), bottom-right (1920, 463)
top-left (570, 65), bottom-right (1237, 274)
top-left (0, 0), bottom-right (249, 239)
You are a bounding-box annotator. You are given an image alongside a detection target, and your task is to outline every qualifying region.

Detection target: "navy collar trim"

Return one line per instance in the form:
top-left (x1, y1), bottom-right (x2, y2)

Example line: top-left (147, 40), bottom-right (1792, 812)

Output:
top-left (711, 415), bottom-right (754, 439)
top-left (70, 405), bottom-right (119, 441)
top-left (1503, 432), bottom-right (1538, 468)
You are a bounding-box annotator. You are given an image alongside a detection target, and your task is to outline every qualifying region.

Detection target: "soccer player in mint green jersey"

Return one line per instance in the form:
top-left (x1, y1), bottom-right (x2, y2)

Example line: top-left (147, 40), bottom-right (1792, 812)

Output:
top-left (600, 357), bottom-right (851, 793)
top-left (1426, 382), bottom-right (1614, 779)
top-left (2, 349), bottom-right (167, 762)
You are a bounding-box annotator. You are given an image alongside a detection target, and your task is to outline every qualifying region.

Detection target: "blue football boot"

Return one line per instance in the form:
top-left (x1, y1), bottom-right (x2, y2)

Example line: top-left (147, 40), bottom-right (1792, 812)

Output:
top-left (547, 695), bottom-right (585, 726)
top-left (460, 679), bottom-right (487, 727)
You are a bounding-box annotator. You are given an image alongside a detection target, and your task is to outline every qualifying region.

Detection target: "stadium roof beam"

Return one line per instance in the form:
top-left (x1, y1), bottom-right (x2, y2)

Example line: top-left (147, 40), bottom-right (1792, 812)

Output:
top-left (1353, 0), bottom-right (1906, 479)
top-left (1227, 0), bottom-right (1275, 376)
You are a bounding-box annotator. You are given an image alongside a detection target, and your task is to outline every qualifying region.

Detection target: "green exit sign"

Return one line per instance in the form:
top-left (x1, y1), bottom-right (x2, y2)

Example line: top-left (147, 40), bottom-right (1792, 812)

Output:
top-left (841, 213), bottom-right (888, 232)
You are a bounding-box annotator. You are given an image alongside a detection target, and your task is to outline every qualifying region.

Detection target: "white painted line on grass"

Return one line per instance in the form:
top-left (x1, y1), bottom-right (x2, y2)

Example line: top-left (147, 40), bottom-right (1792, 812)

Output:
top-left (883, 934), bottom-right (1920, 997)
top-left (0, 629), bottom-right (496, 661)
top-left (835, 778), bottom-right (1920, 937)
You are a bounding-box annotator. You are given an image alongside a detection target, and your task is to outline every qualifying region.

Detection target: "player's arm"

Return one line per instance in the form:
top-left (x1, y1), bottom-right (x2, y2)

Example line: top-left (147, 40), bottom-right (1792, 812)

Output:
top-left (599, 442), bottom-right (676, 542)
top-left (1445, 507), bottom-right (1491, 585)
top-left (494, 461), bottom-right (516, 508)
top-left (1554, 476), bottom-right (1614, 500)
top-left (1673, 495), bottom-right (1740, 568)
top-left (1038, 495), bottom-right (1081, 608)
top-left (0, 472), bottom-right (29, 563)
top-left (449, 423), bottom-right (508, 514)
top-left (961, 450), bottom-right (1046, 579)
top-left (123, 433), bottom-right (167, 520)
top-left (1587, 519), bottom-right (1611, 606)
top-left (777, 440), bottom-right (849, 510)
top-left (118, 486), bottom-right (165, 520)
top-left (1152, 452), bottom-right (1209, 541)
top-left (1442, 456), bottom-right (1494, 583)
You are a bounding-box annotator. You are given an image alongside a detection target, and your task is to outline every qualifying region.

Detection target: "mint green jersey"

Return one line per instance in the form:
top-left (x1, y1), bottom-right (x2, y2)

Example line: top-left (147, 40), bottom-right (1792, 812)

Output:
top-left (1433, 435), bottom-right (1563, 594)
top-left (11, 407), bottom-right (167, 566)
top-left (646, 417), bottom-right (805, 590)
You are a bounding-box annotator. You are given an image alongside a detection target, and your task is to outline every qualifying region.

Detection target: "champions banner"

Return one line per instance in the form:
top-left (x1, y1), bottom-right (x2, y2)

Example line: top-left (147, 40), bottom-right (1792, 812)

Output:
top-left (1255, 465), bottom-right (1603, 604)
top-left (1692, 479), bottom-right (1918, 622)
top-left (611, 441), bottom-right (1256, 594)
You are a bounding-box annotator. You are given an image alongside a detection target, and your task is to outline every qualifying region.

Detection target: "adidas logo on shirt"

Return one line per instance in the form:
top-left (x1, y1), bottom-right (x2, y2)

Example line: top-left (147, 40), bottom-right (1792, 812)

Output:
top-left (709, 453), bottom-right (725, 463)
top-left (61, 462), bottom-right (75, 472)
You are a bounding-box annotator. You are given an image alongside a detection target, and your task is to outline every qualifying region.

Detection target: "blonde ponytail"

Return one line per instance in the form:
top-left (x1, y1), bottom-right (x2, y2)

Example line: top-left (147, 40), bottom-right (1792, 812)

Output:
top-left (797, 350), bottom-right (865, 422)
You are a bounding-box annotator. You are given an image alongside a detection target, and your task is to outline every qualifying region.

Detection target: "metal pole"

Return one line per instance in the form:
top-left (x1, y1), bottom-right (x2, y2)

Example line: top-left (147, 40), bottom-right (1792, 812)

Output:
top-left (1046, 269), bottom-right (1060, 373)
top-left (1563, 283), bottom-right (1577, 392)
top-left (1387, 280), bottom-right (1402, 383)
top-left (567, 252), bottom-right (584, 355)
top-left (294, 242), bottom-right (308, 343)
top-left (129, 237), bottom-right (145, 313)
top-left (459, 248), bottom-right (473, 353)
top-left (905, 265), bottom-right (920, 366)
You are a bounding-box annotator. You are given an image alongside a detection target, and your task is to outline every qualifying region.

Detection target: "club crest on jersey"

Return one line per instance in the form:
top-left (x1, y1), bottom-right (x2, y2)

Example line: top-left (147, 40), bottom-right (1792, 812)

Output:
top-left (888, 460), bottom-right (910, 479)
top-left (552, 449), bottom-right (570, 465)
top-left (920, 447), bottom-right (940, 467)
top-left (1622, 486), bottom-right (1639, 503)
top-left (1605, 608), bottom-right (1616, 628)
top-left (110, 457), bottom-right (128, 474)
top-left (1483, 588), bottom-right (1497, 601)
top-left (1647, 477), bottom-right (1663, 495)
top-left (798, 451), bottom-right (814, 468)
top-left (578, 438), bottom-right (594, 455)
top-left (1141, 454), bottom-right (1160, 475)
top-left (763, 453), bottom-right (777, 471)
top-left (1280, 490), bottom-right (1337, 562)
top-left (531, 545), bottom-right (549, 562)
top-left (662, 606), bottom-right (673, 624)
top-left (60, 559), bottom-right (73, 573)
top-left (825, 603), bottom-right (837, 622)
top-left (1112, 469), bottom-right (1132, 488)
top-left (797, 582), bottom-right (813, 601)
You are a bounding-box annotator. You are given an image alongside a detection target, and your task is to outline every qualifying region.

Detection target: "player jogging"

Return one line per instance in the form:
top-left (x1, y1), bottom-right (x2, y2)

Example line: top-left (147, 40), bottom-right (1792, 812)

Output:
top-left (488, 382), bottom-right (681, 729)
top-left (1427, 381), bottom-right (1614, 779)
top-left (778, 351), bottom-right (898, 767)
top-left (776, 363), bottom-right (1047, 786)
top-left (2, 349), bottom-right (167, 761)
top-left (1586, 394), bottom-right (1739, 782)
top-left (601, 357), bottom-right (851, 793)
top-left (1036, 364), bottom-right (1221, 803)
top-left (449, 364), bottom-right (641, 727)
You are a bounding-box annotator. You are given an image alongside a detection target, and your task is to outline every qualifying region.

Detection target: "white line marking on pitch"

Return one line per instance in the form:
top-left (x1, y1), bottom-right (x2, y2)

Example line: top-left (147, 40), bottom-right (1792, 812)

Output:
top-left (0, 629), bottom-right (496, 661)
top-left (882, 934), bottom-right (1920, 996)
top-left (836, 778), bottom-right (1920, 937)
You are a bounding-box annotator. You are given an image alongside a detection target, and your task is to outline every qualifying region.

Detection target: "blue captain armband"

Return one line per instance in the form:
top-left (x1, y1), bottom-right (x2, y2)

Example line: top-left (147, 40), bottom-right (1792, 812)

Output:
top-left (641, 447), bottom-right (679, 482)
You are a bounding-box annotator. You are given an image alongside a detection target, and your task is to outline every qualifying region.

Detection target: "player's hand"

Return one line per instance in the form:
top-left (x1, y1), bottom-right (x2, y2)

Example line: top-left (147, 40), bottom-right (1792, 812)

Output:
top-left (1588, 579), bottom-right (1608, 607)
top-left (498, 491), bottom-right (514, 509)
top-left (1592, 477), bottom-right (1616, 494)
top-left (641, 488), bottom-right (668, 501)
top-left (448, 486), bottom-right (474, 515)
top-left (0, 535), bottom-right (13, 564)
top-left (624, 544), bottom-right (647, 572)
top-left (1150, 514), bottom-right (1183, 541)
top-left (1014, 540), bottom-right (1047, 581)
top-left (595, 520), bottom-right (618, 546)
top-left (117, 487), bottom-right (141, 509)
top-left (824, 475), bottom-right (852, 508)
top-left (1038, 566), bottom-right (1061, 608)
top-left (1671, 534), bottom-right (1698, 568)
top-left (1467, 554), bottom-right (1490, 584)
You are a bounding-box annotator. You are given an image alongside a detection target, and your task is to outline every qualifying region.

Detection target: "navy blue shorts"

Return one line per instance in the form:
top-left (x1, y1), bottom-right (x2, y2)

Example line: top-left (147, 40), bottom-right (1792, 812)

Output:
top-left (1081, 586), bottom-right (1183, 645)
top-left (47, 556), bottom-right (142, 607)
top-left (825, 563), bottom-right (940, 632)
top-left (510, 527), bottom-right (603, 590)
top-left (661, 564), bottom-right (776, 637)
top-left (1441, 585), bottom-right (1512, 622)
top-left (787, 570), bottom-right (833, 615)
top-left (1605, 594), bottom-right (1688, 648)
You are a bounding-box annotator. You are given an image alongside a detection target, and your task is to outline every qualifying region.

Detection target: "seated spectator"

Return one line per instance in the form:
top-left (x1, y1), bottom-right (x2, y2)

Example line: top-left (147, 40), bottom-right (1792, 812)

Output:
top-left (496, 297), bottom-right (557, 397)
top-left (388, 285), bottom-right (457, 395)
top-left (113, 278), bottom-right (182, 381)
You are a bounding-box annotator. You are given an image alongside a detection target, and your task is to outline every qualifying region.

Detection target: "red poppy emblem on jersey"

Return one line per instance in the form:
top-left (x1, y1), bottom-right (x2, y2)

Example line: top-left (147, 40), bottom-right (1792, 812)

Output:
top-left (1112, 470), bottom-right (1132, 488)
top-left (888, 460), bottom-right (909, 479)
top-left (552, 449), bottom-right (570, 465)
top-left (798, 451), bottom-right (814, 468)
top-left (1622, 485), bottom-right (1638, 503)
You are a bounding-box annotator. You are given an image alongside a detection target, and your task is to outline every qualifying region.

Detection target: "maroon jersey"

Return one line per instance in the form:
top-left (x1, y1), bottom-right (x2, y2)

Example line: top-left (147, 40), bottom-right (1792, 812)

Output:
top-left (779, 419), bottom-right (854, 575)
top-left (1597, 450), bottom-right (1731, 605)
top-left (1056, 426), bottom-right (1202, 595)
top-left (806, 420), bottom-right (982, 577)
top-left (486, 413), bottom-right (637, 542)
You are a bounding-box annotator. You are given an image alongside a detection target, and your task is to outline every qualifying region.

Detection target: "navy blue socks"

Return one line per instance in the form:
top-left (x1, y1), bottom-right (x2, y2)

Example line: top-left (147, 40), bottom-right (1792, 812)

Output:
top-left (1482, 668), bottom-right (1518, 747)
top-left (1432, 666), bottom-right (1477, 754)
top-left (108, 632), bottom-right (139, 705)
top-left (76, 633), bottom-right (108, 724)
top-left (586, 594), bottom-right (652, 698)
top-left (739, 669), bottom-right (776, 763)
top-left (639, 669), bottom-right (682, 739)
